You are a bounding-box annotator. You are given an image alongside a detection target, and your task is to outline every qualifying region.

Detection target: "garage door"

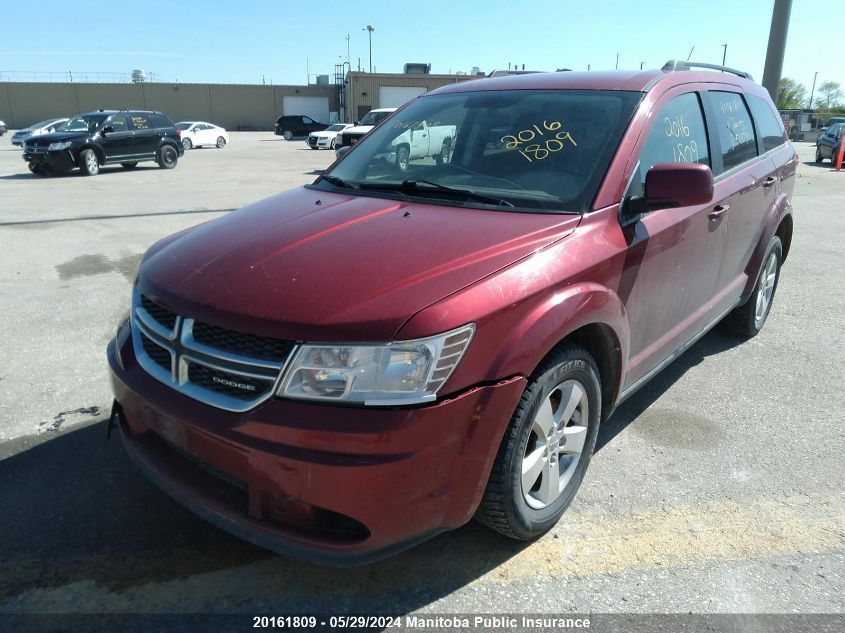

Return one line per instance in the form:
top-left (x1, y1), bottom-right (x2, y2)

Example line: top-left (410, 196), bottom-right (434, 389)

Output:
top-left (378, 87), bottom-right (427, 108)
top-left (282, 96), bottom-right (330, 124)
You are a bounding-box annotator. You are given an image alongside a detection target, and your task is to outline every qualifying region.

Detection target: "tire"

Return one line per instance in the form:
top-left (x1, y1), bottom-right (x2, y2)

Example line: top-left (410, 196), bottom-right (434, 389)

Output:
top-left (395, 145), bottom-right (410, 172)
top-left (79, 149), bottom-right (100, 176)
top-left (120, 162), bottom-right (138, 169)
top-left (216, 136), bottom-right (226, 148)
top-left (475, 345), bottom-right (601, 540)
top-left (816, 147), bottom-right (824, 163)
top-left (156, 144), bottom-right (178, 169)
top-left (28, 163), bottom-right (45, 175)
top-left (182, 137), bottom-right (192, 150)
top-left (723, 236), bottom-right (783, 337)
top-left (330, 138), bottom-right (336, 150)
top-left (434, 138), bottom-right (452, 165)
top-left (283, 130), bottom-right (294, 141)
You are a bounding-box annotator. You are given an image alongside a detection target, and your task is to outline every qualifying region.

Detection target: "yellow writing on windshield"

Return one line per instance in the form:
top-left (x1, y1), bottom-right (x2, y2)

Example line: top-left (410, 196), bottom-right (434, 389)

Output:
top-left (501, 121), bottom-right (577, 163)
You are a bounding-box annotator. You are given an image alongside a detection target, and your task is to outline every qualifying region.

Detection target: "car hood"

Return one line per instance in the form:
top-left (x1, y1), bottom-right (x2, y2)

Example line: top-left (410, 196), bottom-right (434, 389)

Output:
top-left (139, 187), bottom-right (580, 341)
top-left (26, 131), bottom-right (89, 145)
top-left (342, 125), bottom-right (374, 136)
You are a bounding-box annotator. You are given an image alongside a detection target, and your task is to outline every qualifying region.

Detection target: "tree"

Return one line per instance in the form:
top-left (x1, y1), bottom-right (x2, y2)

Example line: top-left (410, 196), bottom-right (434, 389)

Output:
top-left (776, 78), bottom-right (806, 109)
top-left (817, 80), bottom-right (842, 110)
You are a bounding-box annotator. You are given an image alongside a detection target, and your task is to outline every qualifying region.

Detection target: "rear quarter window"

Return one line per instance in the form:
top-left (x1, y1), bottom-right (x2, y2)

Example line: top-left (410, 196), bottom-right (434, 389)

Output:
top-left (149, 113), bottom-right (174, 129)
top-left (746, 95), bottom-right (787, 152)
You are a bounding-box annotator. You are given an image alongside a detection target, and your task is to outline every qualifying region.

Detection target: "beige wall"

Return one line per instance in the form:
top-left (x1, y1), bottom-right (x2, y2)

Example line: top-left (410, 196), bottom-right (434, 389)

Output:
top-left (0, 82), bottom-right (340, 130)
top-left (345, 72), bottom-right (480, 121)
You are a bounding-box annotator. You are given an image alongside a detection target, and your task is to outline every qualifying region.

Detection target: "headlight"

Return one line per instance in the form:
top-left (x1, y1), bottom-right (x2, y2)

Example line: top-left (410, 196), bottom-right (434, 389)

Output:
top-left (278, 324), bottom-right (475, 405)
top-left (48, 141), bottom-right (72, 151)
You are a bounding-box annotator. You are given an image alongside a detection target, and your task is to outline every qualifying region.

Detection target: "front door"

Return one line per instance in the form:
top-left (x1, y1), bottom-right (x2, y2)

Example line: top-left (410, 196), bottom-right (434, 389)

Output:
top-left (99, 114), bottom-right (133, 161)
top-left (619, 90), bottom-right (728, 388)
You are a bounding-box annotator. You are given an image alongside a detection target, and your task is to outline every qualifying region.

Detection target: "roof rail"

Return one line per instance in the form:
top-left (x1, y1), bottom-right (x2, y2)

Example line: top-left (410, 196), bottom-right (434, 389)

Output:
top-left (662, 60), bottom-right (753, 81)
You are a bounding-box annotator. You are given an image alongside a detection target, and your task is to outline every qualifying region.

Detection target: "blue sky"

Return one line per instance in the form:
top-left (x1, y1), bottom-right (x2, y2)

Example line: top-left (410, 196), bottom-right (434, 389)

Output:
top-left (0, 0), bottom-right (840, 95)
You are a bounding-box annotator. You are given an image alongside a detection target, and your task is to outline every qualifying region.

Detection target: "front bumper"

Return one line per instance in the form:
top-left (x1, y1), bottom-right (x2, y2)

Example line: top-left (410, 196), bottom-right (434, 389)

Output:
top-left (23, 148), bottom-right (76, 171)
top-left (108, 326), bottom-right (525, 565)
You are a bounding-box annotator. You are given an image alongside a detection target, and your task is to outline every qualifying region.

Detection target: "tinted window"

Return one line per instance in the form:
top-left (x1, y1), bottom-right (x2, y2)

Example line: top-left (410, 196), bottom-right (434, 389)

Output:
top-left (710, 92), bottom-right (758, 172)
top-left (149, 113), bottom-right (174, 128)
top-left (747, 95), bottom-right (786, 152)
top-left (302, 117), bottom-right (314, 124)
top-left (128, 114), bottom-right (152, 130)
top-left (326, 89), bottom-right (643, 214)
top-left (105, 115), bottom-right (128, 132)
top-left (634, 93), bottom-right (710, 192)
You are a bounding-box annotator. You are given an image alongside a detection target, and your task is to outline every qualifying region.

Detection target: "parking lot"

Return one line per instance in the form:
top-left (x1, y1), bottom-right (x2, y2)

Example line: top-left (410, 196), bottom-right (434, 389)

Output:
top-left (0, 132), bottom-right (843, 618)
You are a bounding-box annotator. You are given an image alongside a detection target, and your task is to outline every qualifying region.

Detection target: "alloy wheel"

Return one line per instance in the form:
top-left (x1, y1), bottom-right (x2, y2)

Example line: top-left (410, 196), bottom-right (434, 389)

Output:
top-left (754, 252), bottom-right (777, 326)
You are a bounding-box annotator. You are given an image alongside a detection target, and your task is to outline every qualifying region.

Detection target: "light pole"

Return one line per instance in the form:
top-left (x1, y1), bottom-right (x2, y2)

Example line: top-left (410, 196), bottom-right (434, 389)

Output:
top-left (808, 71), bottom-right (819, 109)
top-left (640, 61), bottom-right (645, 70)
top-left (363, 25), bottom-right (374, 73)
top-left (721, 44), bottom-right (727, 66)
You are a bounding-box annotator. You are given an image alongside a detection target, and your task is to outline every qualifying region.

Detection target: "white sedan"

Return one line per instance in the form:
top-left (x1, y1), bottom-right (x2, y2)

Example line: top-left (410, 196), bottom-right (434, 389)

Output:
top-left (307, 123), bottom-right (353, 150)
top-left (176, 121), bottom-right (229, 149)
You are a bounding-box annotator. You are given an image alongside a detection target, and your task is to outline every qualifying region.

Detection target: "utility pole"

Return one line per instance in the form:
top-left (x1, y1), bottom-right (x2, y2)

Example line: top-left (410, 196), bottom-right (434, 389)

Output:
top-left (345, 33), bottom-right (351, 63)
top-left (808, 71), bottom-right (819, 109)
top-left (762, 0), bottom-right (793, 103)
top-left (615, 53), bottom-right (619, 70)
top-left (640, 61), bottom-right (645, 70)
top-left (363, 25), bottom-right (374, 72)
top-left (721, 44), bottom-right (727, 66)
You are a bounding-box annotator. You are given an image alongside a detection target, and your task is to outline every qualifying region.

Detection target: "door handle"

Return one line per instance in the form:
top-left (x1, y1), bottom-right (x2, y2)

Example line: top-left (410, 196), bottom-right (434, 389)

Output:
top-left (709, 204), bottom-right (730, 220)
top-left (761, 176), bottom-right (777, 188)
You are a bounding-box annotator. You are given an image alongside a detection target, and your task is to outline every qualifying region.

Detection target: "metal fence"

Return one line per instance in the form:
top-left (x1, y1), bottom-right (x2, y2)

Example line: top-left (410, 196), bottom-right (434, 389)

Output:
top-left (779, 110), bottom-right (844, 141)
top-left (0, 70), bottom-right (169, 84)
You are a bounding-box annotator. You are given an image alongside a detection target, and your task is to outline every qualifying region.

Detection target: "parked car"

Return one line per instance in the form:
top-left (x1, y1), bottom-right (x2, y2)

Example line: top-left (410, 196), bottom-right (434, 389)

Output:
top-left (109, 62), bottom-right (796, 565)
top-left (176, 121), bottom-right (229, 150)
top-left (336, 108), bottom-right (397, 155)
top-left (0, 120), bottom-right (7, 136)
top-left (383, 120), bottom-right (455, 170)
top-left (23, 110), bottom-right (183, 176)
top-left (307, 123), bottom-right (353, 149)
top-left (816, 116), bottom-right (845, 145)
top-left (815, 122), bottom-right (845, 163)
top-left (11, 118), bottom-right (69, 146)
top-left (274, 115), bottom-right (329, 140)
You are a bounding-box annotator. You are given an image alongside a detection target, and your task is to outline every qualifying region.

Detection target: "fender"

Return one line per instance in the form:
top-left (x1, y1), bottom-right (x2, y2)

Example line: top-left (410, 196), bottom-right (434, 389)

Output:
top-left (77, 143), bottom-right (104, 166)
top-left (741, 193), bottom-right (792, 298)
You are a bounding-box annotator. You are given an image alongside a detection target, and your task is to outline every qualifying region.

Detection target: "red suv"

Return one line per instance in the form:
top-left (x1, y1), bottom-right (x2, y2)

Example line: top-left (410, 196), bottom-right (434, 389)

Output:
top-left (108, 61), bottom-right (796, 564)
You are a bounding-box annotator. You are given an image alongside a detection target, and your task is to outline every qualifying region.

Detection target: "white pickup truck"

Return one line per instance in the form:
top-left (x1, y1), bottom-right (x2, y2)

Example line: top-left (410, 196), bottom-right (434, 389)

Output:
top-left (390, 121), bottom-right (456, 170)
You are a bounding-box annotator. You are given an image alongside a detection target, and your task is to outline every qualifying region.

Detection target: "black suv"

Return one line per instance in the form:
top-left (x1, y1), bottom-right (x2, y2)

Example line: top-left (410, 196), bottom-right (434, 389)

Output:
top-left (22, 110), bottom-right (184, 176)
top-left (274, 115), bottom-right (328, 140)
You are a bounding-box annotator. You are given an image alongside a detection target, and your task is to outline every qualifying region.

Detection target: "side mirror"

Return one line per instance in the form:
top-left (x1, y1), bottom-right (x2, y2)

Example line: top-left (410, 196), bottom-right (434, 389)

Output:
top-left (354, 121), bottom-right (359, 126)
top-left (101, 126), bottom-right (114, 135)
top-left (622, 163), bottom-right (713, 226)
top-left (335, 145), bottom-right (352, 159)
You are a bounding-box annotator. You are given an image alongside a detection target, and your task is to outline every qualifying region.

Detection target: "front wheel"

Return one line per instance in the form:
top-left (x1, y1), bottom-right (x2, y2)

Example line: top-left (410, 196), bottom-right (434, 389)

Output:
top-left (475, 345), bottom-right (601, 540)
top-left (28, 163), bottom-right (46, 175)
top-left (723, 236), bottom-right (782, 337)
top-left (156, 144), bottom-right (178, 169)
top-left (79, 149), bottom-right (100, 176)
top-left (395, 145), bottom-right (410, 172)
top-left (434, 138), bottom-right (452, 165)
top-left (330, 138), bottom-right (336, 149)
top-left (283, 130), bottom-right (293, 141)
top-left (216, 136), bottom-right (226, 148)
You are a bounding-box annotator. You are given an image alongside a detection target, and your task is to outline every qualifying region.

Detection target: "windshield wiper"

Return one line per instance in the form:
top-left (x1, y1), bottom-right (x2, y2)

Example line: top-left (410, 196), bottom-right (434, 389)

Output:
top-left (358, 180), bottom-right (514, 207)
top-left (320, 174), bottom-right (356, 189)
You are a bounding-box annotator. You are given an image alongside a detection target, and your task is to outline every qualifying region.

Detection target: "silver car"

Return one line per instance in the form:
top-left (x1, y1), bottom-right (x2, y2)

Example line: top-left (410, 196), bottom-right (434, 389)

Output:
top-left (11, 118), bottom-right (69, 146)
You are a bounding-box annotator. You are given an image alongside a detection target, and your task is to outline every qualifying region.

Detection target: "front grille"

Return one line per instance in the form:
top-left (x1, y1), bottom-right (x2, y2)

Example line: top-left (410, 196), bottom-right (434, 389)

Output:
top-left (341, 133), bottom-right (363, 147)
top-left (308, 136), bottom-right (318, 147)
top-left (188, 363), bottom-right (272, 400)
top-left (131, 289), bottom-right (296, 412)
top-left (192, 320), bottom-right (294, 362)
top-left (141, 333), bottom-right (171, 370)
top-left (141, 294), bottom-right (177, 330)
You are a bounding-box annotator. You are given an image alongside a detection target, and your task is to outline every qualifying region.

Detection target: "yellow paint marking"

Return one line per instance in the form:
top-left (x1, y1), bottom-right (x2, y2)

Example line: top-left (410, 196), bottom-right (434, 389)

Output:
top-left (478, 493), bottom-right (844, 583)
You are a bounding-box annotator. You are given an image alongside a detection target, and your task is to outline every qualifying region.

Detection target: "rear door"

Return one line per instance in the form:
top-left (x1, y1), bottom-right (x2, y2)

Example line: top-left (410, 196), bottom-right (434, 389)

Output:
top-left (619, 90), bottom-right (729, 388)
top-left (128, 113), bottom-right (158, 157)
top-left (703, 91), bottom-right (777, 306)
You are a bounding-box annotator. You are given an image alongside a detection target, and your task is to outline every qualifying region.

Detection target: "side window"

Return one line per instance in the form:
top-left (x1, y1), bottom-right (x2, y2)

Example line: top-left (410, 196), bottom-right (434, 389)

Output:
top-left (302, 116), bottom-right (314, 125)
top-left (128, 114), bottom-right (152, 131)
top-left (746, 95), bottom-right (786, 152)
top-left (709, 92), bottom-right (758, 172)
top-left (149, 113), bottom-right (173, 129)
top-left (106, 115), bottom-right (128, 132)
top-left (632, 92), bottom-right (710, 194)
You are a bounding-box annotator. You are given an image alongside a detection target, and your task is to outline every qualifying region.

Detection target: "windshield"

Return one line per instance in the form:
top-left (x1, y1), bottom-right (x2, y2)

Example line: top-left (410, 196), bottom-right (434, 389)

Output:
top-left (61, 114), bottom-right (108, 133)
top-left (323, 90), bottom-right (643, 214)
top-left (327, 124), bottom-right (347, 131)
top-left (31, 119), bottom-right (60, 130)
top-left (358, 110), bottom-right (392, 126)
top-left (176, 122), bottom-right (193, 130)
